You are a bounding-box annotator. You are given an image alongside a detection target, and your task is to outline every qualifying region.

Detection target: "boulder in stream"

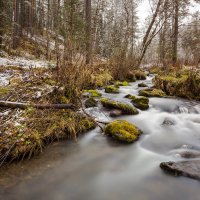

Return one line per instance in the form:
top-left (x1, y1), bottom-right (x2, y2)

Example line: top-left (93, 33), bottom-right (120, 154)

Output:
top-left (105, 85), bottom-right (119, 94)
top-left (125, 94), bottom-right (149, 110)
top-left (101, 98), bottom-right (139, 115)
top-left (160, 160), bottom-right (200, 180)
top-left (105, 120), bottom-right (142, 143)
top-left (115, 81), bottom-right (129, 87)
top-left (139, 88), bottom-right (166, 97)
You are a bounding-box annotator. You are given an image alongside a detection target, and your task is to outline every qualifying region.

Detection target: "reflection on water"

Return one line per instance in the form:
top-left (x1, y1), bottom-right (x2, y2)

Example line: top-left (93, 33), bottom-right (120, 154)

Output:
top-left (1, 75), bottom-right (200, 200)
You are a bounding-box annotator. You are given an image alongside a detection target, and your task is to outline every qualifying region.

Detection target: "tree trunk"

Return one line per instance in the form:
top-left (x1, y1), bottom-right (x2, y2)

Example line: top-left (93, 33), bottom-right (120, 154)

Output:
top-left (136, 0), bottom-right (163, 68)
top-left (85, 0), bottom-right (92, 65)
top-left (172, 0), bottom-right (179, 65)
top-left (0, 0), bottom-right (4, 49)
top-left (13, 0), bottom-right (20, 49)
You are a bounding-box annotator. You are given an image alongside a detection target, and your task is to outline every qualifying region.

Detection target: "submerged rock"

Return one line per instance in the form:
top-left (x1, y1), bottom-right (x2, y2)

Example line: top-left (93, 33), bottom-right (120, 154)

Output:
top-left (105, 85), bottom-right (119, 94)
top-left (105, 120), bottom-right (142, 143)
top-left (101, 98), bottom-right (139, 115)
top-left (109, 109), bottom-right (122, 117)
top-left (180, 151), bottom-right (200, 159)
top-left (162, 117), bottom-right (176, 126)
top-left (160, 160), bottom-right (200, 180)
top-left (139, 88), bottom-right (166, 97)
top-left (85, 98), bottom-right (98, 108)
top-left (125, 94), bottom-right (149, 110)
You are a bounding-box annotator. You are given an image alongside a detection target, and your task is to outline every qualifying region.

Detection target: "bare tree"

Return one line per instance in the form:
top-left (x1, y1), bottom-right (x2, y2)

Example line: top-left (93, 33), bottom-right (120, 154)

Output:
top-left (85, 0), bottom-right (92, 64)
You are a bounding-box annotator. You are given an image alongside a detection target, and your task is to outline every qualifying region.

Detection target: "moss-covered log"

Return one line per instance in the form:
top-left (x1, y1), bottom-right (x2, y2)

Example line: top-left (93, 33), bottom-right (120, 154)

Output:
top-left (0, 101), bottom-right (76, 110)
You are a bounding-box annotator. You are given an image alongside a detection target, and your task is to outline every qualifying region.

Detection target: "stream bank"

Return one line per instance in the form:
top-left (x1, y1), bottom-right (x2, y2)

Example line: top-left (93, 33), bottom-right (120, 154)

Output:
top-left (0, 73), bottom-right (200, 200)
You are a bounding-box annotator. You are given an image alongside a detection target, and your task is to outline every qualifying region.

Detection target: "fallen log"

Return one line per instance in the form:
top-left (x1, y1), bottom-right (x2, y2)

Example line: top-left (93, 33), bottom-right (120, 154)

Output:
top-left (0, 101), bottom-right (76, 110)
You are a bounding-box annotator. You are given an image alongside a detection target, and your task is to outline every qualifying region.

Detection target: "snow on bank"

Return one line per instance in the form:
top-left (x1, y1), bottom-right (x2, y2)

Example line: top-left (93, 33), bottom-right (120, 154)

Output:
top-left (0, 72), bottom-right (10, 86)
top-left (0, 57), bottom-right (55, 68)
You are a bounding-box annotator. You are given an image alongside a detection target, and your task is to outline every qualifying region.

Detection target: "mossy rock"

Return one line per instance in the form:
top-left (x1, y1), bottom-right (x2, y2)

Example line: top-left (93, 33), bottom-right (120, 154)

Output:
top-left (85, 98), bottom-right (98, 108)
top-left (138, 82), bottom-right (148, 87)
top-left (105, 120), bottom-right (141, 143)
top-left (101, 98), bottom-right (138, 115)
top-left (83, 90), bottom-right (102, 97)
top-left (125, 94), bottom-right (149, 110)
top-left (139, 88), bottom-right (166, 97)
top-left (134, 71), bottom-right (147, 80)
top-left (115, 81), bottom-right (129, 87)
top-left (154, 73), bottom-right (200, 100)
top-left (105, 86), bottom-right (119, 94)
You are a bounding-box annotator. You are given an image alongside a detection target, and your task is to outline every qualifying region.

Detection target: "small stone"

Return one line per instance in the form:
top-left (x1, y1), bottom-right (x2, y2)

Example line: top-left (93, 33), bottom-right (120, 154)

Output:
top-left (162, 117), bottom-right (175, 126)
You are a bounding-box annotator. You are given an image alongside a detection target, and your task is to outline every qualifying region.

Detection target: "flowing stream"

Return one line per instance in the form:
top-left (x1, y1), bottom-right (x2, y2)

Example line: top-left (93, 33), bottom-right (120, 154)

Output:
top-left (1, 75), bottom-right (200, 200)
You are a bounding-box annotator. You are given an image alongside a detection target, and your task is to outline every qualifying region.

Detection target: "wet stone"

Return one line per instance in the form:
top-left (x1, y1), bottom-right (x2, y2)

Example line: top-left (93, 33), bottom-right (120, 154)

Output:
top-left (180, 151), bottom-right (200, 159)
top-left (109, 110), bottom-right (122, 117)
top-left (160, 160), bottom-right (200, 180)
top-left (162, 117), bottom-right (176, 126)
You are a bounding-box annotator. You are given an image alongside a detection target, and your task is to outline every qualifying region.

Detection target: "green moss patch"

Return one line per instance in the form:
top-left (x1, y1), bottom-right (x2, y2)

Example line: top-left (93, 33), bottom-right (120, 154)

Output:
top-left (105, 86), bottom-right (119, 94)
top-left (139, 88), bottom-right (166, 98)
top-left (101, 98), bottom-right (139, 115)
top-left (83, 90), bottom-right (102, 97)
top-left (94, 70), bottom-right (113, 87)
top-left (115, 81), bottom-right (129, 87)
top-left (125, 94), bottom-right (149, 110)
top-left (85, 98), bottom-right (98, 108)
top-left (149, 66), bottom-right (161, 74)
top-left (154, 72), bottom-right (200, 100)
top-left (0, 109), bottom-right (96, 163)
top-left (0, 87), bottom-right (11, 98)
top-left (105, 120), bottom-right (141, 143)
